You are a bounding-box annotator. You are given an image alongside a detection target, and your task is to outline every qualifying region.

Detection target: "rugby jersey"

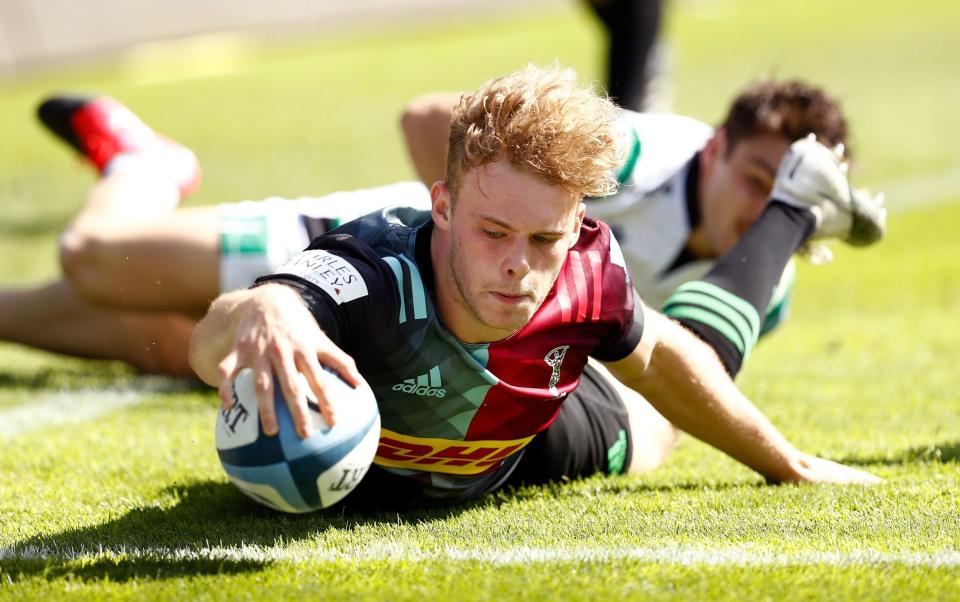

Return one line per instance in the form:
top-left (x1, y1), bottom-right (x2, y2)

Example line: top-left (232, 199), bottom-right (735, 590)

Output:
top-left (257, 207), bottom-right (643, 499)
top-left (591, 111), bottom-right (794, 332)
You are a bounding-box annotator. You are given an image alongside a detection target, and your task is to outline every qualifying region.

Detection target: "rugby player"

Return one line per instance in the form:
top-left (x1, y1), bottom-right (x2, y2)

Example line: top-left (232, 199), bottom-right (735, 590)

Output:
top-left (189, 65), bottom-right (881, 505)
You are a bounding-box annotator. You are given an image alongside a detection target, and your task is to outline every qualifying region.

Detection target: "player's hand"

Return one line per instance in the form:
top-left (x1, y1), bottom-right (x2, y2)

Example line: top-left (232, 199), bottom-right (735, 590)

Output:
top-left (215, 284), bottom-right (362, 439)
top-left (774, 453), bottom-right (884, 485)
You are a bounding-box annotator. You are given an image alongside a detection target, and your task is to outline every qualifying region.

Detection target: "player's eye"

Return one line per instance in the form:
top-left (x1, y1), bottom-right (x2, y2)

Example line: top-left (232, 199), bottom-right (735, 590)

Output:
top-left (532, 234), bottom-right (560, 245)
top-left (483, 229), bottom-right (505, 239)
top-left (746, 174), bottom-right (771, 195)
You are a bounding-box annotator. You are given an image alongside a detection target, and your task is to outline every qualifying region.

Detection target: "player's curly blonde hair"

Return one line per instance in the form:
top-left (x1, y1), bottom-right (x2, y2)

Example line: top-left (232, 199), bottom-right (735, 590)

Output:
top-left (445, 65), bottom-right (623, 202)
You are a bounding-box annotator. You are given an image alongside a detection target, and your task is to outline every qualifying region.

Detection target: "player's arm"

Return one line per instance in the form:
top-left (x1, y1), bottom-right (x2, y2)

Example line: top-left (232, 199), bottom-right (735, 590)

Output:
top-left (190, 283), bottom-right (361, 438)
top-left (400, 92), bottom-right (460, 185)
top-left (604, 303), bottom-right (881, 484)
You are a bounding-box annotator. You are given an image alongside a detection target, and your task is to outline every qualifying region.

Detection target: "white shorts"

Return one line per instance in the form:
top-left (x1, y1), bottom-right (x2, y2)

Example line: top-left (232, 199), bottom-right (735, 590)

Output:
top-left (218, 181), bottom-right (431, 293)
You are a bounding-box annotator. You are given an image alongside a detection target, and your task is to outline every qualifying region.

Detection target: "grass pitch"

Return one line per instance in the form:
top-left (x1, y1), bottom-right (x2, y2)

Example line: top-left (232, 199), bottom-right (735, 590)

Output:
top-left (1, 0), bottom-right (959, 599)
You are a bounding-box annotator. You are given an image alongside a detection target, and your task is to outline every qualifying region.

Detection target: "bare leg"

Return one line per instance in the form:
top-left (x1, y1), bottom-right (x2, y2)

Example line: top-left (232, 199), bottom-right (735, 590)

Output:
top-left (589, 360), bottom-right (682, 475)
top-left (59, 170), bottom-right (220, 313)
top-left (0, 280), bottom-right (195, 376)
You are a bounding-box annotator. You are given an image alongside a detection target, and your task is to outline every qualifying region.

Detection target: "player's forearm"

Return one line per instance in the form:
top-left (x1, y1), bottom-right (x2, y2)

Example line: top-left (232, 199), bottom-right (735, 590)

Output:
top-left (619, 312), bottom-right (805, 482)
top-left (400, 92), bottom-right (459, 185)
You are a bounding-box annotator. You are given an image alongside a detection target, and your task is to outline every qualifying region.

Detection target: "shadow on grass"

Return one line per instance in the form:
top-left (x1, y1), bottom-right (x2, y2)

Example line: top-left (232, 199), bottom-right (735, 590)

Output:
top-left (2, 479), bottom-right (484, 584)
top-left (497, 474), bottom-right (762, 505)
top-left (840, 441), bottom-right (960, 466)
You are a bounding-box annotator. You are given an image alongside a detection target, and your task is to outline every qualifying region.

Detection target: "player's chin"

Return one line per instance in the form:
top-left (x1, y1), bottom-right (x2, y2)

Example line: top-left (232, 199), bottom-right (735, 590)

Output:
top-left (481, 300), bottom-right (537, 332)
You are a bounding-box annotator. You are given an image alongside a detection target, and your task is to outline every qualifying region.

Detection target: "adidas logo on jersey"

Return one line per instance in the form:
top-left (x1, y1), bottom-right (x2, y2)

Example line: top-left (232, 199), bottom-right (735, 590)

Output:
top-left (392, 366), bottom-right (446, 398)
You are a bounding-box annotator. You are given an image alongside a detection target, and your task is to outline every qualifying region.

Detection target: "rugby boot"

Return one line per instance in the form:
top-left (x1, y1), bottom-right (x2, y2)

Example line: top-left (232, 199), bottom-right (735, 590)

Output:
top-left (37, 95), bottom-right (201, 198)
top-left (772, 133), bottom-right (886, 247)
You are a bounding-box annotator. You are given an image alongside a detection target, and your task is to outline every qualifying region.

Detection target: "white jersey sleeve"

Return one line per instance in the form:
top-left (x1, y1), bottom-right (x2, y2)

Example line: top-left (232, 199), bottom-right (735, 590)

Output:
top-left (585, 112), bottom-right (714, 309)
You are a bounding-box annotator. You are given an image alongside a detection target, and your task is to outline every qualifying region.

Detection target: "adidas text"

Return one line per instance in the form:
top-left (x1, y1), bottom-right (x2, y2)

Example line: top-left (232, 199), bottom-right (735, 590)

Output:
top-left (392, 383), bottom-right (447, 397)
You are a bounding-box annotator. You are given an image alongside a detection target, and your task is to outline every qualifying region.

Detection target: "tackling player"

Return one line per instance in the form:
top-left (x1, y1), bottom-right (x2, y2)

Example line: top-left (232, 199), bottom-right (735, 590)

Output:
top-left (189, 65), bottom-right (881, 507)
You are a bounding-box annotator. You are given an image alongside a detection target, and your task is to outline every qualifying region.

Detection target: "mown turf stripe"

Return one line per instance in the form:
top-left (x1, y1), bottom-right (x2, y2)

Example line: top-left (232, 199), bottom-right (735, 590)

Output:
top-left (0, 378), bottom-right (188, 440)
top-left (3, 544), bottom-right (959, 568)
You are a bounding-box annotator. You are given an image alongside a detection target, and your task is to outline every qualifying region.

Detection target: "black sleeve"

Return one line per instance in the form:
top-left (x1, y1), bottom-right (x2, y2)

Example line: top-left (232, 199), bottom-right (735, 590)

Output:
top-left (253, 234), bottom-right (400, 358)
top-left (592, 288), bottom-right (645, 363)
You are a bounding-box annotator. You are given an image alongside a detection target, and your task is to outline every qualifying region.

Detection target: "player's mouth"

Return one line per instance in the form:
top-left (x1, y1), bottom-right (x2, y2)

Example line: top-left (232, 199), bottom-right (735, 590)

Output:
top-left (491, 291), bottom-right (532, 305)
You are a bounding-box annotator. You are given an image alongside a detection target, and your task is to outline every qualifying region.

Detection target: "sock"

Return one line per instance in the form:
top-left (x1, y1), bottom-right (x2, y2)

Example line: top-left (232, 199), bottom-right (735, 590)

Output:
top-left (662, 201), bottom-right (815, 377)
top-left (104, 147), bottom-right (199, 198)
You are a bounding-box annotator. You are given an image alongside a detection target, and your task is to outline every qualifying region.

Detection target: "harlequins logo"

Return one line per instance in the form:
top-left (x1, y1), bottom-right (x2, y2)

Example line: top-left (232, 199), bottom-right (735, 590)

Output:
top-left (393, 366), bottom-right (447, 398)
top-left (544, 345), bottom-right (570, 396)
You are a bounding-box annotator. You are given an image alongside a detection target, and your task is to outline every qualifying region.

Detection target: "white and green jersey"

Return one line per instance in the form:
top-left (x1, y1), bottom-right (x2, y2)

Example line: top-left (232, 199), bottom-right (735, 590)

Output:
top-left (588, 111), bottom-right (794, 334)
top-left (586, 111), bottom-right (712, 309)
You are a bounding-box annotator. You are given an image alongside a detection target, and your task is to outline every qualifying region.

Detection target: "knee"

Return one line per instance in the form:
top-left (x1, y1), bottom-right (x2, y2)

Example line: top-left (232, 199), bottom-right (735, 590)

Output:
top-left (628, 426), bottom-right (681, 475)
top-left (58, 227), bottom-right (111, 299)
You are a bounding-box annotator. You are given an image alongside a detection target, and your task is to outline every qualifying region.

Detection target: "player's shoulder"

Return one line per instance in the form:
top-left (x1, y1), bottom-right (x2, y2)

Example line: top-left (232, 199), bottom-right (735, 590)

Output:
top-left (329, 205), bottom-right (431, 248)
top-left (574, 218), bottom-right (627, 272)
top-left (618, 110), bottom-right (713, 143)
top-left (613, 110), bottom-right (713, 191)
top-left (265, 207), bottom-right (428, 305)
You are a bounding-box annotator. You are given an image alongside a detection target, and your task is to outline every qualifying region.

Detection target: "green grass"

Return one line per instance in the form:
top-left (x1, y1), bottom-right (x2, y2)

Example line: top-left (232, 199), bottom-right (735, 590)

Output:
top-left (2, 0), bottom-right (959, 599)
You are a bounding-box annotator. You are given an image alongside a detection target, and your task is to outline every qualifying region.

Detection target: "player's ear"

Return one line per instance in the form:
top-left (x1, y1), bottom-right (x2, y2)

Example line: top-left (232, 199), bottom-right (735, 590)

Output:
top-left (569, 202), bottom-right (586, 248)
top-left (431, 181), bottom-right (452, 230)
top-left (702, 128), bottom-right (728, 171)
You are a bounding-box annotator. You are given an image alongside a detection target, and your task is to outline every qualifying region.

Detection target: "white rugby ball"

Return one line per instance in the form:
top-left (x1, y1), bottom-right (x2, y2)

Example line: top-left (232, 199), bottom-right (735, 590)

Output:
top-left (215, 367), bottom-right (380, 513)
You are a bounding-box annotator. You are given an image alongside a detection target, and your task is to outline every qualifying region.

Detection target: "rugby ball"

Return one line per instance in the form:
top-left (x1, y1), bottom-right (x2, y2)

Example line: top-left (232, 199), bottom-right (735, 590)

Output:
top-left (215, 367), bottom-right (380, 513)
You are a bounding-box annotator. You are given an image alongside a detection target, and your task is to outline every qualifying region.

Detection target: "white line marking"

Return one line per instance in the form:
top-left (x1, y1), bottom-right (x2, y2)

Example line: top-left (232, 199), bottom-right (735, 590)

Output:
top-left (0, 378), bottom-right (189, 440)
top-left (877, 166), bottom-right (960, 212)
top-left (2, 544), bottom-right (959, 568)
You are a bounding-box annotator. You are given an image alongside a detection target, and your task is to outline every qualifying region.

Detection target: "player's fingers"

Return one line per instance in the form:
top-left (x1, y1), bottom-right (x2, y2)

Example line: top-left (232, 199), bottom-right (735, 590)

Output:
top-left (297, 351), bottom-right (336, 428)
top-left (836, 462), bottom-right (884, 485)
top-left (217, 352), bottom-right (240, 409)
top-left (253, 355), bottom-right (278, 437)
top-left (317, 346), bottom-right (362, 389)
top-left (273, 347), bottom-right (313, 439)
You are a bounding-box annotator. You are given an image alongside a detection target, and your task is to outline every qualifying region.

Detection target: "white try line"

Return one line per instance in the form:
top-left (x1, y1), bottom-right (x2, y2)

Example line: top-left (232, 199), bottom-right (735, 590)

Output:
top-left (0, 378), bottom-right (190, 440)
top-left (878, 166), bottom-right (960, 213)
top-left (3, 543), bottom-right (959, 568)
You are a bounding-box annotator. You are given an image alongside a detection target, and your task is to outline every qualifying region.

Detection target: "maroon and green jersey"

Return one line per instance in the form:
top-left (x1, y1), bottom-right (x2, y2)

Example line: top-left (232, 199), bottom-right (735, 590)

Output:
top-left (257, 207), bottom-right (643, 499)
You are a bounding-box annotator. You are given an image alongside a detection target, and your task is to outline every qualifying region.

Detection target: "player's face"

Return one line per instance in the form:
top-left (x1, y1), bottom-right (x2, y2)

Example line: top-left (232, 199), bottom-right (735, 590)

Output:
top-left (696, 130), bottom-right (791, 256)
top-left (431, 161), bottom-right (584, 343)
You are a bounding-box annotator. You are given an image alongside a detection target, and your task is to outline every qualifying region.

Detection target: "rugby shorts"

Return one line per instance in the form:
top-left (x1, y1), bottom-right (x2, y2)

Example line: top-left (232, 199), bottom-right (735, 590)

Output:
top-left (217, 181), bottom-right (431, 293)
top-left (506, 361), bottom-right (632, 485)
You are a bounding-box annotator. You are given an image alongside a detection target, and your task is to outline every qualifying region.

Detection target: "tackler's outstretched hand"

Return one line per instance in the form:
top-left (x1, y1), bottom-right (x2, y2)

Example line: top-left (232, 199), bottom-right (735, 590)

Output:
top-left (189, 284), bottom-right (361, 439)
top-left (771, 133), bottom-right (887, 248)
